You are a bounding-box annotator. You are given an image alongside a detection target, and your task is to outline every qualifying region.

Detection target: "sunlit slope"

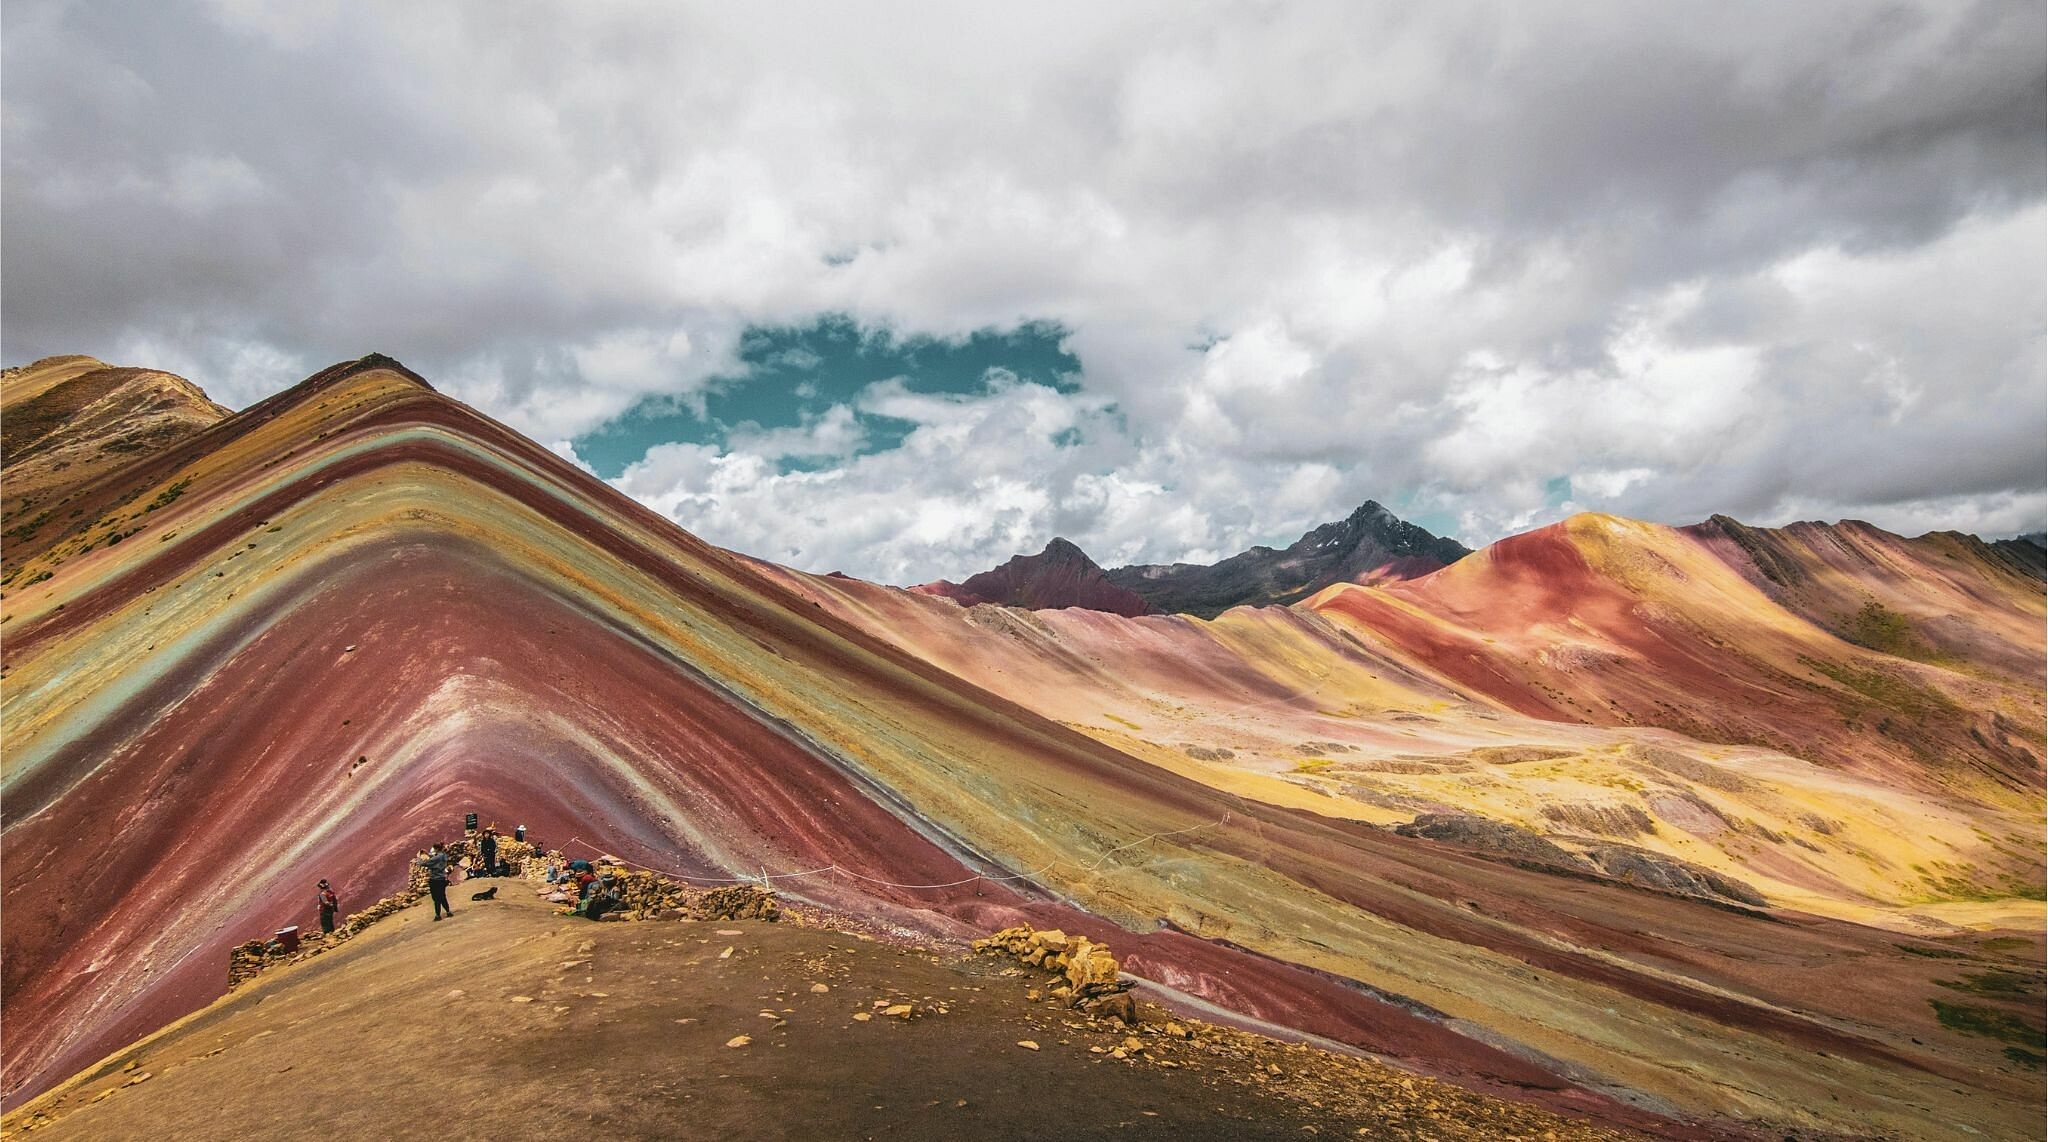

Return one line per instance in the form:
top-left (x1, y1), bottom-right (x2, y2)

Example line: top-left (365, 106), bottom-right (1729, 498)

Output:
top-left (0, 355), bottom-right (229, 555)
top-left (1688, 514), bottom-right (2047, 683)
top-left (3, 357), bottom-right (2040, 1138)
top-left (1316, 513), bottom-right (2043, 794)
top-left (762, 553), bottom-right (2042, 926)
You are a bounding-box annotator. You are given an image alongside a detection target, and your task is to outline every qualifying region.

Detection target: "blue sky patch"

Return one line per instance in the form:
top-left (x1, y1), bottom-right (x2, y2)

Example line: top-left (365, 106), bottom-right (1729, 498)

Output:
top-left (574, 315), bottom-right (1081, 477)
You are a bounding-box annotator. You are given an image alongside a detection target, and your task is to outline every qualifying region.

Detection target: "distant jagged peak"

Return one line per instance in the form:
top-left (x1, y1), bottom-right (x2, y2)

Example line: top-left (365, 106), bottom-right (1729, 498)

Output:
top-left (1298, 499), bottom-right (1470, 562)
top-left (1095, 499), bottom-right (1469, 619)
top-left (912, 535), bottom-right (1154, 616)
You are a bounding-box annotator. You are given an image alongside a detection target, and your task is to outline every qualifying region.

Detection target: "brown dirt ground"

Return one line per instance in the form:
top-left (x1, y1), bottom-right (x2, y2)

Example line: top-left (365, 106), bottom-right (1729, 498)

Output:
top-left (3, 888), bottom-right (1644, 1141)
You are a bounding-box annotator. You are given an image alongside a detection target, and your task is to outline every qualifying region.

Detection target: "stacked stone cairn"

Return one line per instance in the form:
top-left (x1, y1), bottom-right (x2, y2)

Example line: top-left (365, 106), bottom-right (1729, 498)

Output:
top-left (973, 925), bottom-right (1137, 1023)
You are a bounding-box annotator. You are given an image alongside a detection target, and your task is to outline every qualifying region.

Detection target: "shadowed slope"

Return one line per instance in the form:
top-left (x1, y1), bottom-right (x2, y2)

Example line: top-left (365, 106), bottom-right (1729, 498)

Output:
top-left (4, 359), bottom-right (2041, 1138)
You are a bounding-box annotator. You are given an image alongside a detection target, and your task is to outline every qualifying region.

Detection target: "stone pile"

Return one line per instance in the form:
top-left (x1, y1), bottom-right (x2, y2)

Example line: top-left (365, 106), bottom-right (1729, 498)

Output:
top-left (695, 883), bottom-right (779, 922)
top-left (523, 851), bottom-right (780, 923)
top-left (973, 926), bottom-right (1133, 1019)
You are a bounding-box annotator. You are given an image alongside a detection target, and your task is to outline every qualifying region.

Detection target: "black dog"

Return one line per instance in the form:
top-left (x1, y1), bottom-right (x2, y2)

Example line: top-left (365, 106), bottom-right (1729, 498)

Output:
top-left (469, 886), bottom-right (498, 902)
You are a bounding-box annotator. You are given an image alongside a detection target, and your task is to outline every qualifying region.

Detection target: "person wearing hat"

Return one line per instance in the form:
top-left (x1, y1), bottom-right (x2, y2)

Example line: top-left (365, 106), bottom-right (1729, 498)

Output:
top-left (315, 879), bottom-right (340, 935)
top-left (479, 826), bottom-right (499, 878)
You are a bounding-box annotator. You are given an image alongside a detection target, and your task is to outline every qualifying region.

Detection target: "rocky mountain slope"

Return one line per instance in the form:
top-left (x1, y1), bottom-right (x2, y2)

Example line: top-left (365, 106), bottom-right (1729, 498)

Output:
top-left (4, 354), bottom-right (2041, 1139)
top-left (913, 538), bottom-right (1155, 615)
top-left (1099, 500), bottom-right (1472, 618)
top-left (1687, 515), bottom-right (2047, 684)
top-left (927, 500), bottom-right (1472, 619)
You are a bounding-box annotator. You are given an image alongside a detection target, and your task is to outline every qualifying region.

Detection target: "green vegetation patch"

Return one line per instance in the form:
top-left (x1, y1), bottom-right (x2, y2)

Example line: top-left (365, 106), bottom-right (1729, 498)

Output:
top-left (1800, 654), bottom-right (1961, 720)
top-left (1930, 999), bottom-right (2046, 1047)
top-left (1936, 970), bottom-right (2043, 999)
top-left (1839, 601), bottom-right (1942, 661)
top-left (2003, 1046), bottom-right (2045, 1069)
top-left (143, 478), bottom-right (193, 513)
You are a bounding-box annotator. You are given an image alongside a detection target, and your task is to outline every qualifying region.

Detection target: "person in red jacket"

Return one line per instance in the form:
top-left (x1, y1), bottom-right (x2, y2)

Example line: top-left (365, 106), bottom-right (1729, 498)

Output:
top-left (315, 879), bottom-right (340, 935)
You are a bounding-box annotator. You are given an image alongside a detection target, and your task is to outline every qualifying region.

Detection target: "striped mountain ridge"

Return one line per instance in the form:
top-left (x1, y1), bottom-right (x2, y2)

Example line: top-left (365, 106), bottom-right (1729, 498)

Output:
top-left (2, 355), bottom-right (2042, 1138)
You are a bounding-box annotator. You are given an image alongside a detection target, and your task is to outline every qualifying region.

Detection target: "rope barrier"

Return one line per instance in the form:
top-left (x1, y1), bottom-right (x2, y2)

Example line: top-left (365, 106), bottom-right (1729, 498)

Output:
top-left (558, 810), bottom-right (1231, 894)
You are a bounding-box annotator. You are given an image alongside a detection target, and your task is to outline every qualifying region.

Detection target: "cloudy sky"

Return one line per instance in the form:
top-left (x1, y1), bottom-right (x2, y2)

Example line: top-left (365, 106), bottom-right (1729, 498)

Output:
top-left (6, 1), bottom-right (2042, 583)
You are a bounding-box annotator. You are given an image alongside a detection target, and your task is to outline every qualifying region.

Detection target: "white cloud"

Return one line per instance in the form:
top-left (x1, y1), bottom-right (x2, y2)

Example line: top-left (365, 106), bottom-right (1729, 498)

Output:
top-left (4, 0), bottom-right (2040, 576)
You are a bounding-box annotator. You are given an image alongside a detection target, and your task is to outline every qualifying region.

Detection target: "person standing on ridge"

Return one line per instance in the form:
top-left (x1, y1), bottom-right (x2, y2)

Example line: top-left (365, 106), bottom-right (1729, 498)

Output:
top-left (479, 826), bottom-right (499, 878)
top-left (417, 843), bottom-right (455, 920)
top-left (315, 879), bottom-right (340, 935)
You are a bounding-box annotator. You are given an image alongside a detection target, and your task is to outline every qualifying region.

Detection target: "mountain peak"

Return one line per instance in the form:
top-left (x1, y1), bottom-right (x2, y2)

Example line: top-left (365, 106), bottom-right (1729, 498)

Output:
top-left (910, 536), bottom-right (1153, 615)
top-left (1039, 536), bottom-right (1092, 563)
top-left (1096, 501), bottom-right (1469, 618)
top-left (1345, 499), bottom-right (1392, 522)
top-left (917, 500), bottom-right (1468, 620)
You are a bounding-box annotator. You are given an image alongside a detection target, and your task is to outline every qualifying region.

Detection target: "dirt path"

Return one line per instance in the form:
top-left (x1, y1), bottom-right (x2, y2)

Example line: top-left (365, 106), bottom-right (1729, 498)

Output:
top-left (5, 888), bottom-right (1646, 1140)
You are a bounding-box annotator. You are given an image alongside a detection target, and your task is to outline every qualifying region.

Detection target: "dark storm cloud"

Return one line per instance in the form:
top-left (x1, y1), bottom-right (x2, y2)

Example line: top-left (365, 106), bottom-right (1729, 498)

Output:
top-left (3, 0), bottom-right (2040, 580)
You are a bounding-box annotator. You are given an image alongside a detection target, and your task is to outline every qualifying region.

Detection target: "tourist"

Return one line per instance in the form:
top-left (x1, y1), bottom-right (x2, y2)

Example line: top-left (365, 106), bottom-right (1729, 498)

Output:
top-left (417, 842), bottom-right (455, 920)
top-left (315, 878), bottom-right (339, 935)
top-left (479, 826), bottom-right (499, 878)
top-left (582, 876), bottom-right (622, 922)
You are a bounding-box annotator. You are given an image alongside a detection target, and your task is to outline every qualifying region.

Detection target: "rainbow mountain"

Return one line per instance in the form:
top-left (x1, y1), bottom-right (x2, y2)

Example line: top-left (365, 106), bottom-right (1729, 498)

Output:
top-left (2, 354), bottom-right (2042, 1138)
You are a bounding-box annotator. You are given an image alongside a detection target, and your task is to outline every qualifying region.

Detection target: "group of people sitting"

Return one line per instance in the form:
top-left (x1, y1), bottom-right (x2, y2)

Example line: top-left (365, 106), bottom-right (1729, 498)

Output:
top-left (541, 854), bottom-right (624, 921)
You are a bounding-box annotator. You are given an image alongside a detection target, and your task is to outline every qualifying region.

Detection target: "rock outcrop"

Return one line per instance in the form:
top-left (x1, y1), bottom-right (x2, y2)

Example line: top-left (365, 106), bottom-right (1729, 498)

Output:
top-left (1582, 845), bottom-right (1769, 908)
top-left (1393, 813), bottom-right (1769, 908)
top-left (1392, 813), bottom-right (1597, 874)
